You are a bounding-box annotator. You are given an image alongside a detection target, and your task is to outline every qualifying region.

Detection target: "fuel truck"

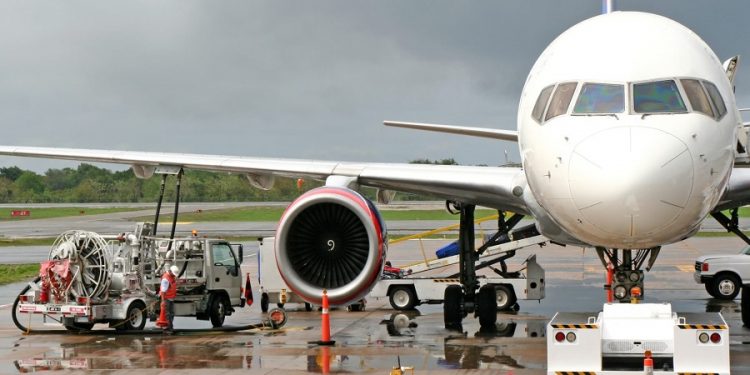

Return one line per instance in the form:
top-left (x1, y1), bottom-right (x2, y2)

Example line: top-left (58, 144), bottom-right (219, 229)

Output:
top-left (13, 222), bottom-right (247, 332)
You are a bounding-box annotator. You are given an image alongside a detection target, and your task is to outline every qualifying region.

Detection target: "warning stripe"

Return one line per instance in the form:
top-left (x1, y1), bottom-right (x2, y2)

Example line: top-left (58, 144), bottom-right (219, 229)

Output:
top-left (551, 324), bottom-right (599, 329)
top-left (554, 372), bottom-right (596, 375)
top-left (677, 373), bottom-right (719, 375)
top-left (677, 324), bottom-right (727, 330)
top-left (431, 279), bottom-right (460, 283)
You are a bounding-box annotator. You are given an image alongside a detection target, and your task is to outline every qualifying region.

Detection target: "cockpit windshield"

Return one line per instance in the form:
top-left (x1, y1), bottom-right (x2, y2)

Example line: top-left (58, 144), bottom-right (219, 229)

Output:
top-left (573, 83), bottom-right (624, 114)
top-left (633, 80), bottom-right (687, 113)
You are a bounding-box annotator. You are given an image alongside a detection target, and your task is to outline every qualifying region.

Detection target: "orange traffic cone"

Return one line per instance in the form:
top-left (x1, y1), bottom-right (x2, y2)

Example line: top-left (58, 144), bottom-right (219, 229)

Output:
top-left (315, 289), bottom-right (335, 345)
top-left (156, 300), bottom-right (169, 328)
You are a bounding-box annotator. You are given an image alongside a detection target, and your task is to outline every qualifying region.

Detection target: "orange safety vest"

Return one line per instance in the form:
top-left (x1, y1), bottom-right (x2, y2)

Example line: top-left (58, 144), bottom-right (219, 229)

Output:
top-left (162, 271), bottom-right (177, 299)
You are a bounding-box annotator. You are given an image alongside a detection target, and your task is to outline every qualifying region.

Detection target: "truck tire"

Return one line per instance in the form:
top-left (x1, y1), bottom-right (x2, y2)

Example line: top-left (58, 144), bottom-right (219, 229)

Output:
top-left (712, 273), bottom-right (741, 300)
top-left (705, 281), bottom-right (718, 298)
top-left (260, 293), bottom-right (269, 313)
top-left (444, 285), bottom-right (463, 329)
top-left (389, 286), bottom-right (417, 310)
top-left (120, 300), bottom-right (147, 331)
top-left (477, 284), bottom-right (497, 328)
top-left (209, 296), bottom-right (228, 327)
top-left (495, 284), bottom-right (517, 311)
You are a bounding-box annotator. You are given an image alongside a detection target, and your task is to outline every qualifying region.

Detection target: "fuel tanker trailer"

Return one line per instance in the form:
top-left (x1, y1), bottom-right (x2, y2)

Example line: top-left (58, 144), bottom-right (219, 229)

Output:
top-left (13, 222), bottom-right (247, 332)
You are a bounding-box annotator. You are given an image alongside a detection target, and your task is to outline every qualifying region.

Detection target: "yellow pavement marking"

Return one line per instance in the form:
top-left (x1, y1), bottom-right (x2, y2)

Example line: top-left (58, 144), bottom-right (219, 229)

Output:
top-left (676, 265), bottom-right (694, 272)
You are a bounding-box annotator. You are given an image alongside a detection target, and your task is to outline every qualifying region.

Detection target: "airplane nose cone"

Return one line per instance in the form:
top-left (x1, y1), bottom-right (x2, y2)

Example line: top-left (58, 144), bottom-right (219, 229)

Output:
top-left (569, 126), bottom-right (693, 238)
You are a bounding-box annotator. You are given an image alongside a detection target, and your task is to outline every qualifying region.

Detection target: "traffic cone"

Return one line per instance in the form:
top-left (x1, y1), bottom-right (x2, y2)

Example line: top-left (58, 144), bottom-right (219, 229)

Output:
top-left (315, 289), bottom-right (335, 345)
top-left (643, 350), bottom-right (654, 375)
top-left (156, 300), bottom-right (169, 328)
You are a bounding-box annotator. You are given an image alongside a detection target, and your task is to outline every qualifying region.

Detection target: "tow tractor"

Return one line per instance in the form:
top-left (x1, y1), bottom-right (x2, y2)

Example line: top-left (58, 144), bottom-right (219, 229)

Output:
top-left (547, 303), bottom-right (730, 374)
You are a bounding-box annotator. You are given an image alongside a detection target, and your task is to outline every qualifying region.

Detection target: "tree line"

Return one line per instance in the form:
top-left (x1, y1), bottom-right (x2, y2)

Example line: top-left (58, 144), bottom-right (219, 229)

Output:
top-left (0, 158), bottom-right (458, 203)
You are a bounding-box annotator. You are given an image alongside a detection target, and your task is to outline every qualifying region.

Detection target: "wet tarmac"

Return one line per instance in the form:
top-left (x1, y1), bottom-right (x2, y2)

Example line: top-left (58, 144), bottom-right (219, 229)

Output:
top-left (1, 236), bottom-right (750, 374)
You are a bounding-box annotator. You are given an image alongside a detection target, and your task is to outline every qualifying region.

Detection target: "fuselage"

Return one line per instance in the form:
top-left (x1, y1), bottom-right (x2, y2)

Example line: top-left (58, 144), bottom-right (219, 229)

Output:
top-left (517, 12), bottom-right (742, 249)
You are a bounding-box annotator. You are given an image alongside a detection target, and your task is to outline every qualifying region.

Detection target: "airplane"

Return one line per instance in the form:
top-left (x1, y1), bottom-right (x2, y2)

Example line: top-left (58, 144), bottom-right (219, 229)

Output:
top-left (1, 7), bottom-right (749, 328)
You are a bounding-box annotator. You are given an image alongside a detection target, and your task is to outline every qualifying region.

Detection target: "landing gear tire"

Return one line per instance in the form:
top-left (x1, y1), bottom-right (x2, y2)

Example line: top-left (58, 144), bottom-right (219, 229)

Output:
top-left (742, 285), bottom-right (750, 327)
top-left (444, 285), bottom-right (463, 329)
top-left (119, 300), bottom-right (147, 331)
top-left (260, 293), bottom-right (269, 313)
top-left (712, 273), bottom-right (741, 300)
top-left (277, 303), bottom-right (285, 308)
top-left (477, 284), bottom-right (497, 328)
top-left (209, 296), bottom-right (227, 328)
top-left (494, 285), bottom-right (517, 311)
top-left (304, 302), bottom-right (313, 312)
top-left (389, 286), bottom-right (417, 310)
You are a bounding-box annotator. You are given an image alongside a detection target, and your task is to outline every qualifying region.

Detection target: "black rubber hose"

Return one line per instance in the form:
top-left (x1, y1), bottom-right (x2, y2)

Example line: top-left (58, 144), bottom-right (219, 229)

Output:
top-left (166, 170), bottom-right (182, 253)
top-left (12, 277), bottom-right (42, 332)
top-left (153, 174), bottom-right (168, 236)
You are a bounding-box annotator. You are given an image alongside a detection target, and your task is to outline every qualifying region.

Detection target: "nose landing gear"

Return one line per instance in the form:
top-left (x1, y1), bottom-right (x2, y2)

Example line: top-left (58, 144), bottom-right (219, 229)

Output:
top-left (595, 246), bottom-right (660, 302)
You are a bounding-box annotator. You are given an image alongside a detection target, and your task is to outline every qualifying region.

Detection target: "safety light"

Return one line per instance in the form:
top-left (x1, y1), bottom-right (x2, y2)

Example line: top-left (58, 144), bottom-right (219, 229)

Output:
top-left (710, 332), bottom-right (721, 344)
top-left (614, 285), bottom-right (628, 299)
top-left (629, 272), bottom-right (640, 282)
top-left (555, 332), bottom-right (565, 342)
top-left (630, 286), bottom-right (642, 298)
top-left (565, 332), bottom-right (577, 342)
top-left (19, 295), bottom-right (28, 302)
top-left (698, 332), bottom-right (709, 343)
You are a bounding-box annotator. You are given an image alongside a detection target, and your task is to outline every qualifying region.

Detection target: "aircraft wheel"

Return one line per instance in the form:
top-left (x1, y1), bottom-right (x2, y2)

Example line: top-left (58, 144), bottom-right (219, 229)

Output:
top-left (477, 284), bottom-right (497, 328)
top-left (443, 285), bottom-right (463, 329)
top-left (305, 302), bottom-right (313, 312)
top-left (743, 285), bottom-right (750, 327)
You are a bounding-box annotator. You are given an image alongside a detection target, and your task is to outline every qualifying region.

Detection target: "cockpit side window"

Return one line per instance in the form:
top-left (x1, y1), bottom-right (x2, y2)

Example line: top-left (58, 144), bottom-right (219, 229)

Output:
top-left (532, 85), bottom-right (554, 123)
top-left (703, 81), bottom-right (727, 119)
top-left (573, 83), bottom-right (624, 114)
top-left (681, 79), bottom-right (714, 118)
top-left (545, 82), bottom-right (577, 121)
top-left (633, 80), bottom-right (687, 113)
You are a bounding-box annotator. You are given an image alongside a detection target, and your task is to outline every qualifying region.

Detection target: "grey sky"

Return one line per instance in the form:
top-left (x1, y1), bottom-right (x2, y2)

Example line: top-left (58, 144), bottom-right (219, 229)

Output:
top-left (1, 1), bottom-right (749, 172)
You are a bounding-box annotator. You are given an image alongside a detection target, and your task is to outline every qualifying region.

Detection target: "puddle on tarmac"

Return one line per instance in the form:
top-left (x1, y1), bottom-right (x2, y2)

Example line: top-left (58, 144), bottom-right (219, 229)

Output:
top-left (11, 312), bottom-right (547, 372)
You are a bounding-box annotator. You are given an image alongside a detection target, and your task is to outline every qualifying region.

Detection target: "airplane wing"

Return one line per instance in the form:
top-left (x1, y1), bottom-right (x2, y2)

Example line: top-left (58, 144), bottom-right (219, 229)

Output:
top-left (0, 146), bottom-right (529, 214)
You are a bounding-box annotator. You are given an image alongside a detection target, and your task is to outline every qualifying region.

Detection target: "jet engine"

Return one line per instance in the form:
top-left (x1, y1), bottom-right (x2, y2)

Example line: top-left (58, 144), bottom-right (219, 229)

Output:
top-left (275, 186), bottom-right (387, 306)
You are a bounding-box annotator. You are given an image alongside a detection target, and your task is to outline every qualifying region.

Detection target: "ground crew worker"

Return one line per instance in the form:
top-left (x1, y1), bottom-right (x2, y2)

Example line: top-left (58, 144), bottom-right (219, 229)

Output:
top-left (160, 265), bottom-right (179, 332)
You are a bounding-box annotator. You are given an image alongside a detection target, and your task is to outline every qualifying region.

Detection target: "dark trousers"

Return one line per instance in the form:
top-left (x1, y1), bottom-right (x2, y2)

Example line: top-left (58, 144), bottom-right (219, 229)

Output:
top-left (165, 299), bottom-right (175, 330)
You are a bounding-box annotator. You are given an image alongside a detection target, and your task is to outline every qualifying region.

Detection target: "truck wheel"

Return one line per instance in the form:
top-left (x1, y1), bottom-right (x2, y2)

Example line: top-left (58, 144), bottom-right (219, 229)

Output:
top-left (209, 296), bottom-right (228, 327)
top-left (121, 301), bottom-right (147, 331)
top-left (443, 285), bottom-right (463, 329)
top-left (705, 281), bottom-right (717, 298)
top-left (477, 284), bottom-right (497, 328)
top-left (495, 285), bottom-right (517, 311)
top-left (712, 273), bottom-right (741, 300)
top-left (260, 293), bottom-right (269, 313)
top-left (389, 286), bottom-right (416, 310)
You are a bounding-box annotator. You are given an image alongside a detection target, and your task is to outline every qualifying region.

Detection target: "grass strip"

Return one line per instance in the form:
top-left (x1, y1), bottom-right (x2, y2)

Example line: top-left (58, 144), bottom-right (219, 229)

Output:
top-left (0, 207), bottom-right (141, 221)
top-left (0, 264), bottom-right (39, 285)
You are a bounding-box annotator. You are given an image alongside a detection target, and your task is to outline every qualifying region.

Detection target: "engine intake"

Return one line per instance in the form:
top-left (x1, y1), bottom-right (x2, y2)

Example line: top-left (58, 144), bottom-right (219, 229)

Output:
top-left (275, 187), bottom-right (387, 305)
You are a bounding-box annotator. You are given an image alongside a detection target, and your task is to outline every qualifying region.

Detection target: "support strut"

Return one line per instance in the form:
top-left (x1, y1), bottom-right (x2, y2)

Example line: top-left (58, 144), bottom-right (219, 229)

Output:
top-left (711, 208), bottom-right (750, 245)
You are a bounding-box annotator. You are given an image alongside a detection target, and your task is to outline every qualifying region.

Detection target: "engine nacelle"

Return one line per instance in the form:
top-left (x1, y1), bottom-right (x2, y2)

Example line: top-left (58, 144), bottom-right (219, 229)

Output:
top-left (275, 187), bottom-right (387, 306)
